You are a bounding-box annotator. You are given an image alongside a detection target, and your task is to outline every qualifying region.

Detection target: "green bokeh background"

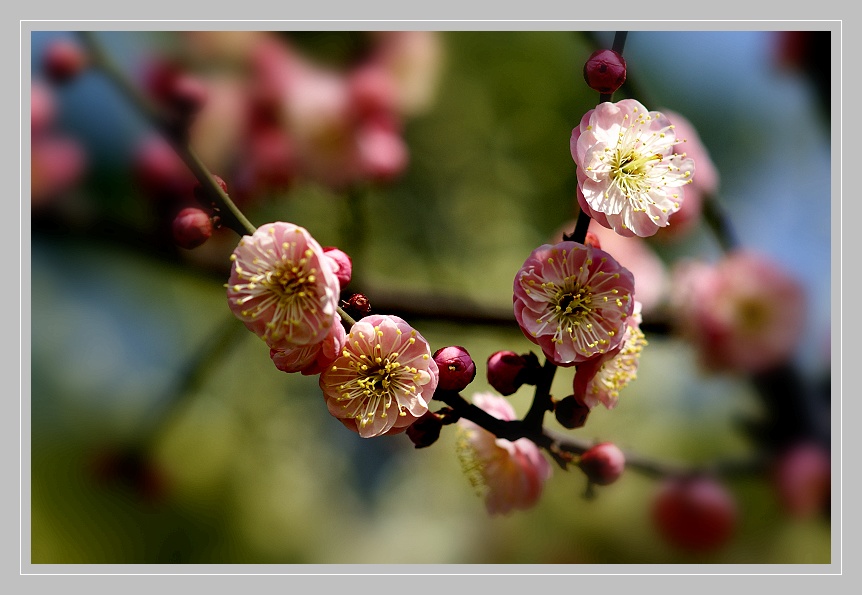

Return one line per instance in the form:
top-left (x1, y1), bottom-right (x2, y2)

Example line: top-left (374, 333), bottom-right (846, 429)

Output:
top-left (28, 29), bottom-right (833, 565)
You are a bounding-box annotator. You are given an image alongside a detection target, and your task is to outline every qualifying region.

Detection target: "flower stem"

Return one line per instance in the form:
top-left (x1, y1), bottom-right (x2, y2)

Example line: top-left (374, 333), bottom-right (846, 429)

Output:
top-left (77, 31), bottom-right (257, 237)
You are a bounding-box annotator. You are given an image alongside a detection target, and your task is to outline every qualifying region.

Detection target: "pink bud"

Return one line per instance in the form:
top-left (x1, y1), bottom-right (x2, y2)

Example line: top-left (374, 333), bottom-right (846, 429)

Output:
top-left (583, 49), bottom-right (627, 95)
top-left (323, 247), bottom-right (353, 289)
top-left (584, 231), bottom-right (601, 249)
top-left (172, 207), bottom-right (213, 249)
top-left (486, 351), bottom-right (536, 396)
top-left (579, 442), bottom-right (625, 485)
top-left (433, 346), bottom-right (477, 392)
top-left (43, 38), bottom-right (88, 83)
top-left (652, 476), bottom-right (737, 552)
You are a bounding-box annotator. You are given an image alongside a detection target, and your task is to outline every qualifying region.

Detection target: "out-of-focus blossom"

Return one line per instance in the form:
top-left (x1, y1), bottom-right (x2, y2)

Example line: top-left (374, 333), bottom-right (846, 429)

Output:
top-left (552, 221), bottom-right (669, 314)
top-left (513, 241), bottom-right (635, 366)
top-left (571, 98), bottom-right (695, 237)
top-left (366, 31), bottom-right (444, 116)
top-left (270, 319), bottom-right (347, 376)
top-left (652, 476), bottom-right (738, 553)
top-left (43, 38), bottom-right (88, 84)
top-left (132, 134), bottom-right (195, 201)
top-left (670, 251), bottom-right (806, 373)
top-left (319, 314), bottom-right (438, 438)
top-left (226, 222), bottom-right (340, 349)
top-left (772, 441), bottom-right (831, 519)
top-left (573, 300), bottom-right (647, 410)
top-left (30, 81), bottom-right (86, 209)
top-left (656, 109), bottom-right (720, 238)
top-left (456, 392), bottom-right (552, 516)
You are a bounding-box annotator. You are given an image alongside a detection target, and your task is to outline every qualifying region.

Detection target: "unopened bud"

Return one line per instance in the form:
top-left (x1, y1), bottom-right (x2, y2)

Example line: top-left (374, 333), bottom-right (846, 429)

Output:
top-left (486, 350), bottom-right (541, 396)
top-left (433, 346), bottom-right (477, 392)
top-left (43, 38), bottom-right (88, 83)
top-left (172, 207), bottom-right (213, 249)
top-left (584, 231), bottom-right (601, 249)
top-left (342, 293), bottom-right (371, 320)
top-left (583, 49), bottom-right (627, 95)
top-left (406, 411), bottom-right (443, 448)
top-left (579, 442), bottom-right (625, 486)
top-left (323, 247), bottom-right (353, 289)
top-left (554, 395), bottom-right (590, 429)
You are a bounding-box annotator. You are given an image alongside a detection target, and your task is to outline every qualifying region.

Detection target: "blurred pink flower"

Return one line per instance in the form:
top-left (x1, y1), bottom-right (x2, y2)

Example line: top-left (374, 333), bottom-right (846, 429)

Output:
top-left (573, 300), bottom-right (647, 410)
top-left (658, 109), bottom-right (720, 238)
top-left (30, 82), bottom-right (86, 208)
top-left (671, 251), bottom-right (807, 373)
top-left (456, 392), bottom-right (552, 516)
top-left (513, 241), bottom-right (635, 366)
top-left (270, 319), bottom-right (347, 376)
top-left (367, 31), bottom-right (444, 116)
top-left (571, 99), bottom-right (695, 237)
top-left (771, 441), bottom-right (831, 520)
top-left (226, 222), bottom-right (340, 349)
top-left (319, 314), bottom-right (439, 438)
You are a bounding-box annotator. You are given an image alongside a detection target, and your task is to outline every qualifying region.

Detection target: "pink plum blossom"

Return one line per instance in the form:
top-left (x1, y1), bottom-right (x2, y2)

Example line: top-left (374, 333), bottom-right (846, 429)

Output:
top-left (270, 319), bottom-right (347, 376)
top-left (670, 251), bottom-right (806, 373)
top-left (573, 300), bottom-right (647, 410)
top-left (226, 222), bottom-right (341, 349)
top-left (456, 392), bottom-right (552, 516)
top-left (552, 220), bottom-right (669, 314)
top-left (571, 98), bottom-right (695, 237)
top-left (513, 241), bottom-right (635, 366)
top-left (319, 315), bottom-right (439, 438)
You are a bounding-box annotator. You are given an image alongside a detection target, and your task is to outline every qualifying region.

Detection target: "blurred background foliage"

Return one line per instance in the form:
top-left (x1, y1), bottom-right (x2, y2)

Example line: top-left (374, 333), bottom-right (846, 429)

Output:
top-left (28, 28), bottom-right (833, 564)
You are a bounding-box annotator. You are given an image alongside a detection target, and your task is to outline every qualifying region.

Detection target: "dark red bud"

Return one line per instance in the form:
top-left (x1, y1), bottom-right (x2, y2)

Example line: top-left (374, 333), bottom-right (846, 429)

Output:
top-left (583, 49), bottom-right (627, 95)
top-left (172, 207), bottom-right (213, 249)
top-left (554, 395), bottom-right (590, 429)
top-left (406, 411), bottom-right (443, 448)
top-left (43, 39), bottom-right (88, 83)
top-left (433, 346), bottom-right (477, 392)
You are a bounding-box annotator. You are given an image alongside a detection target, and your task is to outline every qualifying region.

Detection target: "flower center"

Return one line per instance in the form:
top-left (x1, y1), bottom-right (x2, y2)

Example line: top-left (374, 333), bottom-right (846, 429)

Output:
top-left (231, 246), bottom-right (324, 338)
top-left (609, 146), bottom-right (661, 196)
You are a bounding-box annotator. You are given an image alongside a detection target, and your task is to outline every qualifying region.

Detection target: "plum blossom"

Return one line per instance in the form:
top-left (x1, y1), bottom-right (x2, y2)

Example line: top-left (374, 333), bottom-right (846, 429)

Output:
top-left (670, 251), bottom-right (806, 373)
top-left (319, 315), bottom-right (439, 438)
top-left (573, 300), bottom-right (647, 410)
top-left (552, 220), bottom-right (669, 314)
top-left (513, 241), bottom-right (635, 366)
top-left (226, 222), bottom-right (340, 349)
top-left (270, 319), bottom-right (347, 376)
top-left (456, 392), bottom-right (552, 516)
top-left (571, 98), bottom-right (695, 237)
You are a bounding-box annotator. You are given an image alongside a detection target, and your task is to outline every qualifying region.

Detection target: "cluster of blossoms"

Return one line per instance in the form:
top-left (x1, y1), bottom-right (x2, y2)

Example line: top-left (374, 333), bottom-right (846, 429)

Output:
top-left (134, 31), bottom-right (443, 207)
top-left (225, 221), bottom-right (440, 439)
